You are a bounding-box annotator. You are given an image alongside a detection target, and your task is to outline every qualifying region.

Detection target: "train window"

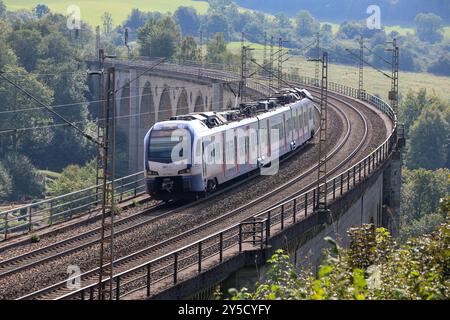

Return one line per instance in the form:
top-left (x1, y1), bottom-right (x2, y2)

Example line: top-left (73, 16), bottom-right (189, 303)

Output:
top-left (148, 129), bottom-right (190, 164)
top-left (245, 136), bottom-right (249, 163)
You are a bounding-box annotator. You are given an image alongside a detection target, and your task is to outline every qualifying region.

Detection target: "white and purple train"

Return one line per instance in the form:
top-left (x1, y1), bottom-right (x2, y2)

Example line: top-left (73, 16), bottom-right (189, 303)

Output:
top-left (143, 88), bottom-right (318, 201)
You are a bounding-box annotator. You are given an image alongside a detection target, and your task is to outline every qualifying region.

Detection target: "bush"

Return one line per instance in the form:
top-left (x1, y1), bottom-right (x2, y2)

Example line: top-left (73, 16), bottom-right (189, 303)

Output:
top-left (2, 152), bottom-right (44, 201)
top-left (230, 220), bottom-right (450, 300)
top-left (46, 159), bottom-right (96, 197)
top-left (428, 54), bottom-right (450, 76)
top-left (0, 162), bottom-right (12, 201)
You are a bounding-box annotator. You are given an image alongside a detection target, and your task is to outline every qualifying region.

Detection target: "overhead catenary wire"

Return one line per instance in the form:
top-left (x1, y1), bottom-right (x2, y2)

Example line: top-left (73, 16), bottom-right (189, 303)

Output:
top-left (0, 95), bottom-right (243, 134)
top-left (327, 35), bottom-right (392, 79)
top-left (0, 79), bottom-right (242, 116)
top-left (0, 70), bottom-right (100, 145)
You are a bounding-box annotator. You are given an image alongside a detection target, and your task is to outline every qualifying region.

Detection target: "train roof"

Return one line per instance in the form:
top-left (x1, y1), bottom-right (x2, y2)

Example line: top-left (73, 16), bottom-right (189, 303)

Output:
top-left (152, 88), bottom-right (314, 134)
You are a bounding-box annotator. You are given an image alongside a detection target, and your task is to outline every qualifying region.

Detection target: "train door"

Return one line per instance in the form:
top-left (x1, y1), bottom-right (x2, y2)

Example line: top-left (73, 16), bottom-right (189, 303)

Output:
top-left (201, 140), bottom-right (207, 185)
top-left (283, 114), bottom-right (288, 152)
top-left (294, 108), bottom-right (299, 143)
top-left (224, 130), bottom-right (235, 178)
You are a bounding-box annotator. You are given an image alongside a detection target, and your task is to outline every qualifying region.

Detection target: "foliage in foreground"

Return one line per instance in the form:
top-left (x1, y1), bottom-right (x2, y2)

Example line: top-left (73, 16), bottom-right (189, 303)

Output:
top-left (230, 219), bottom-right (450, 300)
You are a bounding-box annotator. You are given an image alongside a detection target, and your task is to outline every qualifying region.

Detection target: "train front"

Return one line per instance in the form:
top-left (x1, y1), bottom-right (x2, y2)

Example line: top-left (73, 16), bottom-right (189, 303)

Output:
top-left (143, 122), bottom-right (203, 201)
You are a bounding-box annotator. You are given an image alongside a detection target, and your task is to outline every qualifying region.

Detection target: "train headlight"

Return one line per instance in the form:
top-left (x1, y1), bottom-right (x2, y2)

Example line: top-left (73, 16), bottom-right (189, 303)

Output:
top-left (178, 168), bottom-right (191, 174)
top-left (146, 170), bottom-right (159, 176)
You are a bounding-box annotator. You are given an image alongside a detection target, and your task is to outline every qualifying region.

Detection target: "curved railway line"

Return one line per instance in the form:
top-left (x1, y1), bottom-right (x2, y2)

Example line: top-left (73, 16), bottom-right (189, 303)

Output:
top-left (0, 62), bottom-right (394, 300)
top-left (5, 88), bottom-right (380, 300)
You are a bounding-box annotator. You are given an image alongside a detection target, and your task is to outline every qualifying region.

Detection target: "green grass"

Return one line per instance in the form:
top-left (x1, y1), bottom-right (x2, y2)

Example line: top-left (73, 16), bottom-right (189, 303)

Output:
top-left (4, 0), bottom-right (209, 27)
top-left (384, 25), bottom-right (415, 36)
top-left (320, 22), bottom-right (340, 35)
top-left (229, 42), bottom-right (450, 102)
top-left (443, 27), bottom-right (450, 39)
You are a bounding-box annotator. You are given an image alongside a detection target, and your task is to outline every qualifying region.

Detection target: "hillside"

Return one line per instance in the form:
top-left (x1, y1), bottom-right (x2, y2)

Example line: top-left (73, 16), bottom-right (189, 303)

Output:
top-left (235, 0), bottom-right (450, 24)
top-left (4, 0), bottom-right (210, 27)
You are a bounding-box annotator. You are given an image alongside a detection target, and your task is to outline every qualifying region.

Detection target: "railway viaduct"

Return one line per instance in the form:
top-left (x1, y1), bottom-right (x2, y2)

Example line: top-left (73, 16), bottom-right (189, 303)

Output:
top-left (0, 59), bottom-right (403, 300)
top-left (87, 60), bottom-right (249, 174)
top-left (84, 59), bottom-right (404, 300)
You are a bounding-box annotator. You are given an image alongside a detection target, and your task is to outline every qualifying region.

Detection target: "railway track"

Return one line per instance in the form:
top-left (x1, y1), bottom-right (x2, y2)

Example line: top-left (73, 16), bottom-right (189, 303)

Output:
top-left (15, 90), bottom-right (368, 300)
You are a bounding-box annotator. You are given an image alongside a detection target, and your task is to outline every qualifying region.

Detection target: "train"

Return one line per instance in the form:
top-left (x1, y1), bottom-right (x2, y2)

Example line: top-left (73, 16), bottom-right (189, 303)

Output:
top-left (143, 87), bottom-right (318, 201)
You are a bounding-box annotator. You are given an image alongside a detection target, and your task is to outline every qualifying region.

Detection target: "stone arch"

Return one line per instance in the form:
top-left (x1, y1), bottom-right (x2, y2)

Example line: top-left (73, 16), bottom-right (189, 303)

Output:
top-left (140, 81), bottom-right (155, 129)
top-left (194, 93), bottom-right (204, 112)
top-left (158, 85), bottom-right (173, 121)
top-left (176, 89), bottom-right (189, 115)
top-left (118, 82), bottom-right (130, 133)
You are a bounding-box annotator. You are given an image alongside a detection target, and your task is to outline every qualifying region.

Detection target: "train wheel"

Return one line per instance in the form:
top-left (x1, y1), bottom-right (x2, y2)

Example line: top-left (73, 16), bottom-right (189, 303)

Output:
top-left (207, 179), bottom-right (217, 193)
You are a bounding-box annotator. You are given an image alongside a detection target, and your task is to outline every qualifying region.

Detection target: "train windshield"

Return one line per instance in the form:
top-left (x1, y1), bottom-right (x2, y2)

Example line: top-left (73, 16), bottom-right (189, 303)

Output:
top-left (148, 129), bottom-right (191, 164)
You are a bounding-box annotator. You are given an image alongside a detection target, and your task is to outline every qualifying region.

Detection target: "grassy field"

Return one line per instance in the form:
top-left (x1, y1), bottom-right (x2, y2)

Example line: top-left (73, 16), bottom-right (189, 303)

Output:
top-left (4, 0), bottom-right (209, 27)
top-left (384, 25), bottom-right (450, 40)
top-left (228, 42), bottom-right (450, 102)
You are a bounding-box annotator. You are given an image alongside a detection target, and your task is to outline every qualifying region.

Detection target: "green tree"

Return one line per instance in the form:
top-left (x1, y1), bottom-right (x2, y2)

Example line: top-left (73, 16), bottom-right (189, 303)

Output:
top-left (201, 13), bottom-right (230, 40)
top-left (35, 4), bottom-right (50, 18)
top-left (0, 0), bottom-right (6, 18)
top-left (337, 21), bottom-right (363, 39)
top-left (274, 13), bottom-right (291, 30)
top-left (0, 20), bottom-right (17, 69)
top-left (3, 152), bottom-right (44, 201)
top-left (428, 53), bottom-right (450, 76)
top-left (406, 102), bottom-right (449, 170)
top-left (230, 221), bottom-right (450, 300)
top-left (399, 89), bottom-right (428, 136)
top-left (0, 162), bottom-right (12, 201)
top-left (177, 36), bottom-right (201, 63)
top-left (206, 33), bottom-right (227, 64)
top-left (0, 65), bottom-right (54, 157)
top-left (173, 6), bottom-right (200, 36)
top-left (415, 13), bottom-right (444, 43)
top-left (243, 19), bottom-right (265, 43)
top-left (138, 16), bottom-right (181, 58)
top-left (401, 168), bottom-right (448, 222)
top-left (295, 10), bottom-right (319, 38)
top-left (47, 159), bottom-right (96, 197)
top-left (9, 28), bottom-right (43, 71)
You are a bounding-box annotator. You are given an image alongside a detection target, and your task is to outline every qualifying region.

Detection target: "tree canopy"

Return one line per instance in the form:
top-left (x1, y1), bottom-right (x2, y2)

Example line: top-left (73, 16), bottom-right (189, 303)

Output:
top-left (415, 13), bottom-right (444, 43)
top-left (138, 16), bottom-right (181, 58)
top-left (230, 219), bottom-right (450, 300)
top-left (173, 6), bottom-right (200, 36)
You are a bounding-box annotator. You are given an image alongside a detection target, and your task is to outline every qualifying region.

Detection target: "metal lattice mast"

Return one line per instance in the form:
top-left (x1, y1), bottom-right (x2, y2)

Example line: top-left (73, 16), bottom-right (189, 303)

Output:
top-left (264, 32), bottom-right (267, 66)
top-left (389, 38), bottom-right (399, 116)
top-left (316, 52), bottom-right (329, 211)
top-left (97, 67), bottom-right (116, 300)
top-left (315, 32), bottom-right (320, 87)
top-left (358, 35), bottom-right (364, 99)
top-left (277, 37), bottom-right (283, 90)
top-left (95, 26), bottom-right (100, 59)
top-left (95, 50), bottom-right (105, 203)
top-left (269, 36), bottom-right (274, 90)
top-left (239, 33), bottom-right (246, 102)
top-left (199, 31), bottom-right (203, 66)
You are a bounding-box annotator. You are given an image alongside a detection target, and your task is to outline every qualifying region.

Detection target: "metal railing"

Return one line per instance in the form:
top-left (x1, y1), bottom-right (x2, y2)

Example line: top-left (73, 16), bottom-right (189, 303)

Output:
top-left (0, 172), bottom-right (146, 241)
top-left (1, 61), bottom-right (270, 241)
top-left (49, 79), bottom-right (398, 300)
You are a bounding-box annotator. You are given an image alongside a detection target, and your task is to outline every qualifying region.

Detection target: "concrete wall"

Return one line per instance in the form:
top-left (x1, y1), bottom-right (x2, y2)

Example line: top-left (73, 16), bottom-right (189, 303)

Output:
top-left (151, 157), bottom-right (399, 300)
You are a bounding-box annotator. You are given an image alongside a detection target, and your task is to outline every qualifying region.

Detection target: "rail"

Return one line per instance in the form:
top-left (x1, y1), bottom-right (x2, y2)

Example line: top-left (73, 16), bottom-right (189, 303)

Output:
top-left (0, 172), bottom-right (146, 241)
top-left (1, 60), bottom-right (272, 241)
top-left (42, 78), bottom-right (398, 300)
